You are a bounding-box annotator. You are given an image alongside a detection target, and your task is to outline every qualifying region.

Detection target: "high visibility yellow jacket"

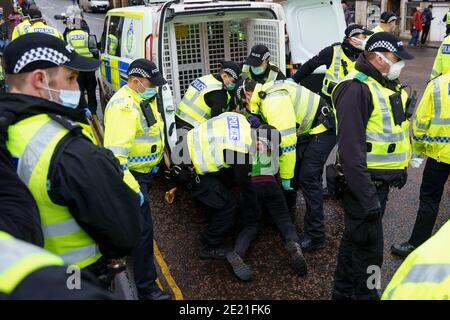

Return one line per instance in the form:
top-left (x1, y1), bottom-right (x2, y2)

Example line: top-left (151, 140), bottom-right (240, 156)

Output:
top-left (24, 21), bottom-right (63, 40)
top-left (333, 71), bottom-right (411, 170)
top-left (11, 19), bottom-right (31, 40)
top-left (412, 72), bottom-right (450, 164)
top-left (107, 34), bottom-right (118, 56)
top-left (382, 220), bottom-right (450, 300)
top-left (371, 25), bottom-right (385, 33)
top-left (187, 112), bottom-right (252, 175)
top-left (242, 62), bottom-right (281, 85)
top-left (104, 85), bottom-right (165, 193)
top-left (66, 29), bottom-right (93, 58)
top-left (322, 44), bottom-right (356, 98)
top-left (430, 35), bottom-right (450, 80)
top-left (176, 74), bottom-right (230, 128)
top-left (0, 231), bottom-right (64, 294)
top-left (6, 114), bottom-right (102, 268)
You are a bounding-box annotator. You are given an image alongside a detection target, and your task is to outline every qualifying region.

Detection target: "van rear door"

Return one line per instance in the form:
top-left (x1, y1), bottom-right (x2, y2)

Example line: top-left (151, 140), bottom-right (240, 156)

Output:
top-left (282, 0), bottom-right (346, 67)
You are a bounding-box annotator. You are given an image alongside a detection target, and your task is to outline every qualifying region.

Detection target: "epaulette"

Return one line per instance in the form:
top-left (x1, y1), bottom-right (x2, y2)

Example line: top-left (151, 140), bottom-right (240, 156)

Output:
top-left (48, 113), bottom-right (80, 131)
top-left (353, 72), bottom-right (368, 83)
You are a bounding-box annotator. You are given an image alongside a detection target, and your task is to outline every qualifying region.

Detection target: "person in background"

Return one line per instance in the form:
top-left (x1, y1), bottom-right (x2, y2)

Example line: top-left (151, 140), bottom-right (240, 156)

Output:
top-left (8, 6), bottom-right (22, 30)
top-left (341, 1), bottom-right (354, 26)
top-left (443, 8), bottom-right (450, 36)
top-left (421, 4), bottom-right (433, 45)
top-left (0, 7), bottom-right (9, 54)
top-left (371, 12), bottom-right (398, 34)
top-left (409, 7), bottom-right (422, 47)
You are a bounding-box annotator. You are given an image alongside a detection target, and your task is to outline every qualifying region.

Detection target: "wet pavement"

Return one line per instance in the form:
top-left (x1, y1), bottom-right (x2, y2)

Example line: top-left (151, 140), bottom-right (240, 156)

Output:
top-left (149, 46), bottom-right (450, 300)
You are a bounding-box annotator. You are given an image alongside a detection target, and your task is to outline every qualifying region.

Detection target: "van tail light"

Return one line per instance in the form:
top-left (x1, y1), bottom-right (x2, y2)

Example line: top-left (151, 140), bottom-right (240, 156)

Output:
top-left (145, 34), bottom-right (153, 61)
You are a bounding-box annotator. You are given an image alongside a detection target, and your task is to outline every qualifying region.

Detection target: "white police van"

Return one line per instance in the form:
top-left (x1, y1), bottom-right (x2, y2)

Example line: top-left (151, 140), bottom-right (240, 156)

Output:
top-left (97, 0), bottom-right (346, 152)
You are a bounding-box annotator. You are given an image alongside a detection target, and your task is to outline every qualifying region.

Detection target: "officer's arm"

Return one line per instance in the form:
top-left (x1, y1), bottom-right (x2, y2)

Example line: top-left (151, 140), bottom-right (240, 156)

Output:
top-left (292, 46), bottom-right (334, 83)
top-left (333, 80), bottom-right (379, 210)
top-left (430, 46), bottom-right (443, 79)
top-left (103, 102), bottom-right (141, 193)
top-left (273, 66), bottom-right (286, 80)
top-left (204, 90), bottom-right (229, 117)
top-left (48, 137), bottom-right (141, 259)
top-left (412, 81), bottom-right (433, 155)
top-left (262, 94), bottom-right (297, 180)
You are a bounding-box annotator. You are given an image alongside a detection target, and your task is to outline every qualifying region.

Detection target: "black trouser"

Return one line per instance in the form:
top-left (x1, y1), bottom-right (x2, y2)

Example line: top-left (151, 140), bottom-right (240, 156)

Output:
top-left (285, 130), bottom-right (336, 241)
top-left (130, 171), bottom-right (159, 295)
top-left (78, 71), bottom-right (98, 115)
top-left (447, 25), bottom-right (450, 36)
top-left (333, 182), bottom-right (390, 300)
top-left (421, 25), bottom-right (431, 44)
top-left (190, 171), bottom-right (236, 248)
top-left (408, 158), bottom-right (450, 247)
top-left (234, 180), bottom-right (300, 258)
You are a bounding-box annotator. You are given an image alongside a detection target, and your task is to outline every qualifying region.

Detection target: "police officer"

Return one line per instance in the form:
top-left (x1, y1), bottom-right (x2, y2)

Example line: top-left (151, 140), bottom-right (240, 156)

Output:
top-left (175, 60), bottom-right (241, 129)
top-left (383, 220), bottom-right (450, 300)
top-left (331, 32), bottom-right (414, 300)
top-left (242, 44), bottom-right (285, 85)
top-left (391, 71), bottom-right (450, 258)
top-left (65, 15), bottom-right (98, 115)
top-left (13, 8), bottom-right (63, 40)
top-left (0, 231), bottom-right (113, 299)
top-left (103, 59), bottom-right (170, 300)
top-left (371, 12), bottom-right (398, 34)
top-left (443, 9), bottom-right (450, 36)
top-left (107, 25), bottom-right (119, 56)
top-left (11, 11), bottom-right (30, 40)
top-left (0, 33), bottom-right (140, 276)
top-left (429, 34), bottom-right (450, 80)
top-left (235, 79), bottom-right (336, 251)
top-left (170, 112), bottom-right (258, 260)
top-left (291, 24), bottom-right (373, 104)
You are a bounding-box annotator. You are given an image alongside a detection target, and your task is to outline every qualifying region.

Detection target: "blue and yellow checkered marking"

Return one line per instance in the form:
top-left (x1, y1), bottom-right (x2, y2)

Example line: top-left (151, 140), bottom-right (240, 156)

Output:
top-left (129, 153), bottom-right (161, 163)
top-left (281, 144), bottom-right (297, 153)
top-left (413, 135), bottom-right (450, 143)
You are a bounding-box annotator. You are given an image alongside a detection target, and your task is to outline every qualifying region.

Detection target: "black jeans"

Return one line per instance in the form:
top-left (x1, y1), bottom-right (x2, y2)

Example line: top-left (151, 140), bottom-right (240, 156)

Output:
top-left (408, 157), bottom-right (450, 247)
top-left (421, 25), bottom-right (431, 44)
top-left (78, 71), bottom-right (98, 115)
top-left (130, 171), bottom-right (159, 295)
top-left (190, 172), bottom-right (236, 248)
top-left (285, 130), bottom-right (336, 241)
top-left (234, 180), bottom-right (299, 258)
top-left (333, 183), bottom-right (390, 300)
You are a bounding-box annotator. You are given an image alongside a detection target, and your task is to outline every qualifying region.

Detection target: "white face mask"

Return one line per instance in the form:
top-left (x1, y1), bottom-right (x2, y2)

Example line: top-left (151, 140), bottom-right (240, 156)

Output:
top-left (350, 37), bottom-right (367, 51)
top-left (43, 73), bottom-right (81, 109)
top-left (376, 52), bottom-right (405, 80)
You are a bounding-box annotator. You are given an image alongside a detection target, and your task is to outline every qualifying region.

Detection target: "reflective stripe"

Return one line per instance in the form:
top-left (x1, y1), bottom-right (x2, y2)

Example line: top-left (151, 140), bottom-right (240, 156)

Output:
top-left (402, 264), bottom-right (450, 284)
top-left (59, 245), bottom-right (97, 265)
top-left (370, 83), bottom-right (392, 133)
top-left (176, 109), bottom-right (202, 127)
top-left (332, 47), bottom-right (341, 80)
top-left (433, 78), bottom-right (441, 118)
top-left (431, 118), bottom-right (450, 125)
top-left (268, 70), bottom-right (277, 81)
top-left (192, 128), bottom-right (208, 172)
top-left (42, 219), bottom-right (81, 238)
top-left (267, 92), bottom-right (289, 98)
top-left (431, 69), bottom-right (440, 78)
top-left (134, 135), bottom-right (161, 143)
top-left (17, 121), bottom-right (62, 185)
top-left (130, 103), bottom-right (149, 135)
top-left (180, 97), bottom-right (210, 118)
top-left (367, 153), bottom-right (408, 163)
top-left (299, 90), bottom-right (317, 133)
top-left (415, 119), bottom-right (430, 130)
top-left (366, 132), bottom-right (406, 142)
top-left (0, 237), bottom-right (49, 274)
top-left (280, 127), bottom-right (297, 137)
top-left (107, 146), bottom-right (129, 156)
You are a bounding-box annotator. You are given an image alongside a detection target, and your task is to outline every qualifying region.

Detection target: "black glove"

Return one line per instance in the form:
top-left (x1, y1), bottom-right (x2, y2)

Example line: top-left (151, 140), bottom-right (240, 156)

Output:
top-left (390, 171), bottom-right (408, 189)
top-left (165, 164), bottom-right (199, 190)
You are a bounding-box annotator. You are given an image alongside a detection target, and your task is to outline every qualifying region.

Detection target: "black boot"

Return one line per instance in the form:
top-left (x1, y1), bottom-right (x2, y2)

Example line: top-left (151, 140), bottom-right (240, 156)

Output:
top-left (391, 242), bottom-right (416, 258)
top-left (285, 241), bottom-right (307, 277)
top-left (226, 251), bottom-right (253, 282)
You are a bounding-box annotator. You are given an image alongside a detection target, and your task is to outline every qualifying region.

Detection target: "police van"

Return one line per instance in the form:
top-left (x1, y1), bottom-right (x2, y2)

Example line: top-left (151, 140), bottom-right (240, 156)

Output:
top-left (97, 0), bottom-right (346, 152)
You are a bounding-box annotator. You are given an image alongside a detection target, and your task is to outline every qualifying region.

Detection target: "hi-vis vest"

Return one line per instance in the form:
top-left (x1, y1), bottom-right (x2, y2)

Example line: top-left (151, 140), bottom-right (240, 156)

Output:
top-left (333, 72), bottom-right (411, 170)
top-left (104, 85), bottom-right (165, 189)
top-left (107, 34), bottom-right (118, 56)
top-left (412, 73), bottom-right (450, 164)
top-left (176, 74), bottom-right (230, 128)
top-left (0, 231), bottom-right (64, 294)
top-left (242, 62), bottom-right (280, 84)
top-left (322, 44), bottom-right (356, 98)
top-left (430, 35), bottom-right (450, 79)
top-left (447, 12), bottom-right (450, 25)
top-left (11, 19), bottom-right (31, 40)
top-left (260, 80), bottom-right (323, 135)
top-left (187, 112), bottom-right (252, 175)
top-left (66, 29), bottom-right (93, 58)
top-left (25, 21), bottom-right (63, 40)
top-left (6, 114), bottom-right (102, 268)
top-left (382, 220), bottom-right (450, 300)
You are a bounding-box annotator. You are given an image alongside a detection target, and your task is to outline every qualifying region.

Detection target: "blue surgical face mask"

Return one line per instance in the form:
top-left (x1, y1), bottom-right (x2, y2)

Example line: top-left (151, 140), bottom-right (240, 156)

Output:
top-left (226, 82), bottom-right (236, 91)
top-left (138, 79), bottom-right (157, 99)
top-left (251, 65), bottom-right (266, 75)
top-left (43, 73), bottom-right (81, 109)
